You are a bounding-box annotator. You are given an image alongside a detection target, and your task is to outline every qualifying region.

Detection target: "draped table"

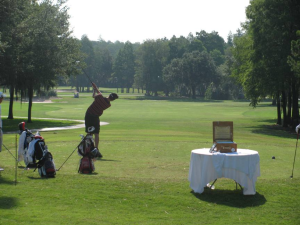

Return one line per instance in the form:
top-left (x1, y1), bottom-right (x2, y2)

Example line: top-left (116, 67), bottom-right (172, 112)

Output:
top-left (188, 148), bottom-right (260, 195)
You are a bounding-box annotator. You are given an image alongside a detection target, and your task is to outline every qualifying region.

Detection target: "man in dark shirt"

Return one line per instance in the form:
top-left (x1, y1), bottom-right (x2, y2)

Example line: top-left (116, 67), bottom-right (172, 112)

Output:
top-left (85, 83), bottom-right (118, 158)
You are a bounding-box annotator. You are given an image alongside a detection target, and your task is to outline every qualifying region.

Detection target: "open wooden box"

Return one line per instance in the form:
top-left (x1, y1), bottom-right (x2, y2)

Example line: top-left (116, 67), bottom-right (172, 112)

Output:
top-left (212, 121), bottom-right (237, 153)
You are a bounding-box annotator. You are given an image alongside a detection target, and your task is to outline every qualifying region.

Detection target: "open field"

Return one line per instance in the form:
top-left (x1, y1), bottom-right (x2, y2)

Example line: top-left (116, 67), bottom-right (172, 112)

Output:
top-left (0, 88), bottom-right (299, 224)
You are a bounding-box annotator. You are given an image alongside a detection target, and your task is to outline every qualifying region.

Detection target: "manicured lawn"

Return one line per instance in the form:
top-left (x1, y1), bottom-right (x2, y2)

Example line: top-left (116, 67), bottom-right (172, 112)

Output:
top-left (0, 91), bottom-right (299, 224)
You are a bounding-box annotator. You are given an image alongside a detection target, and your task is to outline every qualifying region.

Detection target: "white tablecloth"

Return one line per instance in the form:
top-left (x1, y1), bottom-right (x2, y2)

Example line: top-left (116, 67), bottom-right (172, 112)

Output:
top-left (188, 148), bottom-right (260, 195)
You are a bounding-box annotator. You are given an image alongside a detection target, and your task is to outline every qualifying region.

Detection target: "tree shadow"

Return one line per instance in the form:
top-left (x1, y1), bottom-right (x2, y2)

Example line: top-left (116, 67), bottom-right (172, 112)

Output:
top-left (0, 176), bottom-right (15, 185)
top-left (191, 189), bottom-right (267, 208)
top-left (124, 96), bottom-right (224, 103)
top-left (249, 121), bottom-right (296, 140)
top-left (0, 197), bottom-right (18, 209)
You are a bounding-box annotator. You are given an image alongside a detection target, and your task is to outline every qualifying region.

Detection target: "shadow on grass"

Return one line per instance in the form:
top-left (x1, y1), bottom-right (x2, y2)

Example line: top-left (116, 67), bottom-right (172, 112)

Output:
top-left (3, 118), bottom-right (80, 133)
top-left (0, 176), bottom-right (15, 185)
top-left (0, 197), bottom-right (18, 209)
top-left (78, 172), bottom-right (99, 175)
top-left (98, 159), bottom-right (121, 162)
top-left (250, 120), bottom-right (296, 140)
top-left (191, 189), bottom-right (266, 208)
top-left (123, 96), bottom-right (224, 103)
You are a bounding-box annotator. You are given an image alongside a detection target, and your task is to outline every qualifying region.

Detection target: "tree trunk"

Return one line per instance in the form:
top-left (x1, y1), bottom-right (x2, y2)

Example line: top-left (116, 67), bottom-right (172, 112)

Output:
top-left (287, 90), bottom-right (292, 125)
top-left (281, 91), bottom-right (287, 127)
top-left (272, 98), bottom-right (276, 106)
top-left (27, 86), bottom-right (33, 123)
top-left (276, 92), bottom-right (281, 125)
top-left (8, 85), bottom-right (14, 119)
top-left (292, 82), bottom-right (299, 128)
top-left (15, 88), bottom-right (18, 101)
top-left (191, 86), bottom-right (196, 99)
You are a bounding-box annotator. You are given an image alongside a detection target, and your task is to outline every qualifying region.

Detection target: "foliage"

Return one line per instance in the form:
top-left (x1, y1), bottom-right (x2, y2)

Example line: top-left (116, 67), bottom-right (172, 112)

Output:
top-left (196, 30), bottom-right (225, 54)
top-left (287, 31), bottom-right (300, 78)
top-left (230, 0), bottom-right (300, 128)
top-left (113, 42), bottom-right (135, 92)
top-left (163, 51), bottom-right (218, 99)
top-left (135, 39), bottom-right (169, 96)
top-left (0, 0), bottom-right (83, 122)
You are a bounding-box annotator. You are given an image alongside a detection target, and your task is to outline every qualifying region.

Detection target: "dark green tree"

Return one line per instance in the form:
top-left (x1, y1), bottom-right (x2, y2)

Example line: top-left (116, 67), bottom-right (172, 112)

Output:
top-left (112, 42), bottom-right (135, 93)
top-left (243, 0), bottom-right (300, 127)
top-left (0, 0), bottom-right (34, 119)
top-left (94, 47), bottom-right (112, 87)
top-left (16, 0), bottom-right (82, 122)
top-left (163, 51), bottom-right (218, 99)
top-left (196, 30), bottom-right (225, 54)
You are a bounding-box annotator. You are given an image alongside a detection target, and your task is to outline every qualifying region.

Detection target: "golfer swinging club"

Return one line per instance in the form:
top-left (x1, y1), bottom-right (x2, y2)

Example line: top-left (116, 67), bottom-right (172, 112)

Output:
top-left (85, 82), bottom-right (118, 158)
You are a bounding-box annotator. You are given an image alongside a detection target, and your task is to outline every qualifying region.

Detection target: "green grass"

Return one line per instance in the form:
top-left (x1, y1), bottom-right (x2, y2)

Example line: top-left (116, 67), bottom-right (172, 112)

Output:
top-left (0, 90), bottom-right (299, 224)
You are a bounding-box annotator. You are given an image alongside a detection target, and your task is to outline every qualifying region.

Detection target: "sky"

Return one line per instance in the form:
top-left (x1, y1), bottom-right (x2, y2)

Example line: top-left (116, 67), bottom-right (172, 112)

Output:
top-left (66, 0), bottom-right (250, 43)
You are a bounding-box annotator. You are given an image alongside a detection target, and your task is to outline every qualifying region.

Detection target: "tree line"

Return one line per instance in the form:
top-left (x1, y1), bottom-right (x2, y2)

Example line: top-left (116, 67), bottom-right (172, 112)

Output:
top-left (70, 31), bottom-right (239, 100)
top-left (1, 0), bottom-right (300, 129)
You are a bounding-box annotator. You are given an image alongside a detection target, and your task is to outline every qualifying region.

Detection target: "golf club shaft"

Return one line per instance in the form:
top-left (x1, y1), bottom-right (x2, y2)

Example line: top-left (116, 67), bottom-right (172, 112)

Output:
top-left (82, 68), bottom-right (93, 84)
top-left (56, 134), bottom-right (89, 171)
top-left (291, 133), bottom-right (299, 177)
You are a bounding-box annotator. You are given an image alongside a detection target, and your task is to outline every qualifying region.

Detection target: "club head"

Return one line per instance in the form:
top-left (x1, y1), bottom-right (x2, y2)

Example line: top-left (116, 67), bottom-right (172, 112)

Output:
top-left (290, 175), bottom-right (293, 178)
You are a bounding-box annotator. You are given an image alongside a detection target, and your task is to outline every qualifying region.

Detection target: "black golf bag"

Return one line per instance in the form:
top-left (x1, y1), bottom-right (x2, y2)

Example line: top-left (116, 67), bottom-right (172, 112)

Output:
top-left (77, 134), bottom-right (97, 174)
top-left (18, 122), bottom-right (56, 178)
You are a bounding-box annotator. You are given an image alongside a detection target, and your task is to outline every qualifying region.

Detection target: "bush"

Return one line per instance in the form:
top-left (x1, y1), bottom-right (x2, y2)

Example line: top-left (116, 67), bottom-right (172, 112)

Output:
top-left (39, 90), bottom-right (57, 97)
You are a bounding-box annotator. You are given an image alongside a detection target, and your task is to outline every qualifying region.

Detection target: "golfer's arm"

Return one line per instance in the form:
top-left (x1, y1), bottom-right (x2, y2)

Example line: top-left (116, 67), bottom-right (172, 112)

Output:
top-left (92, 83), bottom-right (102, 95)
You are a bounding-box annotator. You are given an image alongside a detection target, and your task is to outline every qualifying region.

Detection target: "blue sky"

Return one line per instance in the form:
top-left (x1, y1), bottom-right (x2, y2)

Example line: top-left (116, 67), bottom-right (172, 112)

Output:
top-left (67, 0), bottom-right (250, 43)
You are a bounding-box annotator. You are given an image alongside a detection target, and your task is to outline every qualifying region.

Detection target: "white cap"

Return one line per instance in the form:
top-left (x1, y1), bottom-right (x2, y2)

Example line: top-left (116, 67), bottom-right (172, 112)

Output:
top-left (0, 92), bottom-right (6, 98)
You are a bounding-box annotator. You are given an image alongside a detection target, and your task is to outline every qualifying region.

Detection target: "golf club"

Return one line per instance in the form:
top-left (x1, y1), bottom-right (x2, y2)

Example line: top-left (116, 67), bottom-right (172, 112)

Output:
top-left (290, 132), bottom-right (299, 178)
top-left (76, 61), bottom-right (93, 84)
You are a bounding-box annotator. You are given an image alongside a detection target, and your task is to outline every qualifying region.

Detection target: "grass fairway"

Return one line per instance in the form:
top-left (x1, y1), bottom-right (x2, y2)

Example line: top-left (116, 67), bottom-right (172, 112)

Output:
top-left (0, 90), bottom-right (299, 224)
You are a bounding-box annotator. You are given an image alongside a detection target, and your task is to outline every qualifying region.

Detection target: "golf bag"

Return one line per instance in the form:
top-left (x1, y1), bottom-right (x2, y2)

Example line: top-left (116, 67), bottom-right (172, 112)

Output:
top-left (18, 122), bottom-right (56, 178)
top-left (38, 151), bottom-right (56, 178)
top-left (77, 134), bottom-right (97, 174)
top-left (78, 156), bottom-right (95, 174)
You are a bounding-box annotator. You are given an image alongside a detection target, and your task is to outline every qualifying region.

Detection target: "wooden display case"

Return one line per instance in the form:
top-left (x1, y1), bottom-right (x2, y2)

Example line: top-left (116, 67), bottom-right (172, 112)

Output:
top-left (212, 121), bottom-right (237, 153)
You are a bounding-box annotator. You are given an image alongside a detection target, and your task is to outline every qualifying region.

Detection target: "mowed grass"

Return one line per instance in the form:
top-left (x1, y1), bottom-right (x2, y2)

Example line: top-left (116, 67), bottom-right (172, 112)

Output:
top-left (0, 90), bottom-right (299, 224)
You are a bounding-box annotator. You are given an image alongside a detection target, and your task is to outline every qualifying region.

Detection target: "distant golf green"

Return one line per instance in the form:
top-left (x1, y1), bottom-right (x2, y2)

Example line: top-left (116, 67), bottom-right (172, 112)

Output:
top-left (0, 88), bottom-right (299, 224)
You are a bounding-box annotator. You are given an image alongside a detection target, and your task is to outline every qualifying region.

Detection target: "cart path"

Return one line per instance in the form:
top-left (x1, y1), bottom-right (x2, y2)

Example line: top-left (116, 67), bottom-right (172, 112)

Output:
top-left (3, 117), bottom-right (109, 134)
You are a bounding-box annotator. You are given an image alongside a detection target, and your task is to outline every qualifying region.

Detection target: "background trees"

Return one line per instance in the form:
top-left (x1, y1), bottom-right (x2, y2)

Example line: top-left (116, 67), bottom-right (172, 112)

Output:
top-left (2, 0), bottom-right (299, 128)
top-left (163, 51), bottom-right (218, 99)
